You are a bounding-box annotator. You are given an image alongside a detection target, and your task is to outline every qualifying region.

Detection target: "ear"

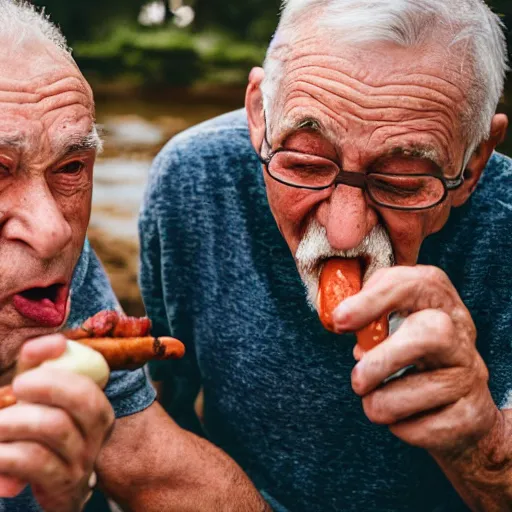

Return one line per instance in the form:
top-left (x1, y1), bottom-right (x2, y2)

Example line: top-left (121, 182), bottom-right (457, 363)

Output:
top-left (245, 67), bottom-right (266, 153)
top-left (451, 113), bottom-right (508, 207)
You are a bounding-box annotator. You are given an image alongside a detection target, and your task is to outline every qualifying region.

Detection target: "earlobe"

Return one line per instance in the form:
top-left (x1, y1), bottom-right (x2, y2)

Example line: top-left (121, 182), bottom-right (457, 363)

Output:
top-left (451, 113), bottom-right (509, 207)
top-left (491, 113), bottom-right (508, 146)
top-left (245, 67), bottom-right (266, 153)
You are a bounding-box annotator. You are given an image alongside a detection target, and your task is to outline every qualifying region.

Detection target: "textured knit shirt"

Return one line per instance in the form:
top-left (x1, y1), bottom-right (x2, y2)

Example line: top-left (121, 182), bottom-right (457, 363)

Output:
top-left (140, 109), bottom-right (512, 512)
top-left (1, 239), bottom-right (156, 511)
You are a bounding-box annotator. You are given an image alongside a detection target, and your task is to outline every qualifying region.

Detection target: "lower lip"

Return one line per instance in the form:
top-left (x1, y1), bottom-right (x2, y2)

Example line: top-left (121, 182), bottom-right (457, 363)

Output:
top-left (12, 285), bottom-right (69, 328)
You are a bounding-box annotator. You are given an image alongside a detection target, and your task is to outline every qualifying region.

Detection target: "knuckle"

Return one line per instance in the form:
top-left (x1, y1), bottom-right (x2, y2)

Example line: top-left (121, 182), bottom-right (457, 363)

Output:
top-left (27, 444), bottom-right (57, 478)
top-left (420, 265), bottom-right (447, 285)
top-left (371, 267), bottom-right (390, 283)
top-left (46, 409), bottom-right (73, 439)
top-left (472, 356), bottom-right (489, 384)
top-left (458, 400), bottom-right (480, 432)
top-left (81, 386), bottom-right (105, 413)
top-left (351, 367), bottom-right (366, 396)
top-left (27, 442), bottom-right (48, 462)
top-left (418, 310), bottom-right (454, 352)
top-left (431, 310), bottom-right (454, 336)
top-left (363, 394), bottom-right (393, 425)
top-left (84, 391), bottom-right (115, 433)
top-left (454, 367), bottom-right (473, 395)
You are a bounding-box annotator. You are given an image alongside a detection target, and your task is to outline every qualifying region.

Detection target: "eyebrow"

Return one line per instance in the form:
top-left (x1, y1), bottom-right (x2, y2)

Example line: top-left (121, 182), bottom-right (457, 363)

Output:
top-left (369, 145), bottom-right (444, 171)
top-left (274, 116), bottom-right (444, 164)
top-left (54, 125), bottom-right (104, 159)
top-left (272, 115), bottom-right (340, 148)
top-left (0, 124), bottom-right (103, 159)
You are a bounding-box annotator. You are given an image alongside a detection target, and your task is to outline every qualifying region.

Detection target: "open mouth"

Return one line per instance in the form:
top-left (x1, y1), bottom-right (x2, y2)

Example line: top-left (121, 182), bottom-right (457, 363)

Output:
top-left (317, 256), bottom-right (371, 282)
top-left (12, 283), bottom-right (69, 328)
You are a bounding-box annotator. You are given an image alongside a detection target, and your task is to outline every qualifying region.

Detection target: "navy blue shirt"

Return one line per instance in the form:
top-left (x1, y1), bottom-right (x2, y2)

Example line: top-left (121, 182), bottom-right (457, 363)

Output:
top-left (140, 109), bottom-right (512, 512)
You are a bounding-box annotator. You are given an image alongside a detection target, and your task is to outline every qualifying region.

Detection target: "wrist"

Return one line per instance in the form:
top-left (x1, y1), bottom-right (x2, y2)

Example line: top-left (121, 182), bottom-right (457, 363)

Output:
top-left (434, 407), bottom-right (512, 478)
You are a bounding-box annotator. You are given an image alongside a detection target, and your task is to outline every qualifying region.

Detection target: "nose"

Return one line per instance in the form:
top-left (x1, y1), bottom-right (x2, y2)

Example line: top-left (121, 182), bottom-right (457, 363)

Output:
top-left (315, 185), bottom-right (378, 251)
top-left (3, 179), bottom-right (72, 260)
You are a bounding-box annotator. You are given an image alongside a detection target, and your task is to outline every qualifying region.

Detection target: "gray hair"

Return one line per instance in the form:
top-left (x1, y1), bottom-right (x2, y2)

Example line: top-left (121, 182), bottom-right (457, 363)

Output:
top-left (262, 0), bottom-right (509, 161)
top-left (0, 1), bottom-right (103, 149)
top-left (0, 0), bottom-right (71, 56)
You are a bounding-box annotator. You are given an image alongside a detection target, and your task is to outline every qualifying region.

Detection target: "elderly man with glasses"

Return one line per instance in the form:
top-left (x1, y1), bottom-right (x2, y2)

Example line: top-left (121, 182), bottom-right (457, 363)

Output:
top-left (140, 0), bottom-right (512, 511)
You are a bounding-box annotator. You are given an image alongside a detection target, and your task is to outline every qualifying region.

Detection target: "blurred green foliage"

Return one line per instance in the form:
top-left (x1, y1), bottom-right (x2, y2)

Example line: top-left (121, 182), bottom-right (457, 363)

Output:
top-left (72, 25), bottom-right (266, 87)
top-left (30, 0), bottom-right (511, 89)
top-left (192, 0), bottom-right (280, 42)
top-left (30, 0), bottom-right (512, 45)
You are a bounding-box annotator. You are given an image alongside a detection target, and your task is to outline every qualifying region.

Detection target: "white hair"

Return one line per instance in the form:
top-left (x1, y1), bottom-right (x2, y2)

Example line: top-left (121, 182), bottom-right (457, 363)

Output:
top-left (262, 0), bottom-right (509, 160)
top-left (0, 0), bottom-right (71, 56)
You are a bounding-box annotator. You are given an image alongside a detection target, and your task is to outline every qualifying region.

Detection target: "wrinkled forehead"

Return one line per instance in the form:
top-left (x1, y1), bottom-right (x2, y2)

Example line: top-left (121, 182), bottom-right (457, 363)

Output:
top-left (265, 37), bottom-right (471, 169)
top-left (0, 37), bottom-right (95, 158)
top-left (269, 37), bottom-right (471, 132)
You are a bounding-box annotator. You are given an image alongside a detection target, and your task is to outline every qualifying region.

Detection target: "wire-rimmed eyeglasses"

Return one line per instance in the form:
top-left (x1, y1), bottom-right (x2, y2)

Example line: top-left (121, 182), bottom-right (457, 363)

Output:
top-left (258, 145), bottom-right (466, 211)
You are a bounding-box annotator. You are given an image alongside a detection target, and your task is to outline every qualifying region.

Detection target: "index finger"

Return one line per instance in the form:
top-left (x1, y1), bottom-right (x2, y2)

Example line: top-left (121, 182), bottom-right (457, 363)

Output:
top-left (332, 265), bottom-right (467, 333)
top-left (12, 368), bottom-right (114, 450)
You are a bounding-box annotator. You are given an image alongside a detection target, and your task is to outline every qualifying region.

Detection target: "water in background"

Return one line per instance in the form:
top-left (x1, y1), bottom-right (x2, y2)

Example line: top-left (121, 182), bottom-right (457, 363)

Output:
top-left (91, 89), bottom-right (246, 240)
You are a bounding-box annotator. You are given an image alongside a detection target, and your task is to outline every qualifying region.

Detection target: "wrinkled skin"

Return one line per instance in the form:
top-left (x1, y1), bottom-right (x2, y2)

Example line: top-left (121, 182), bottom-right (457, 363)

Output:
top-left (2, 335), bottom-right (114, 510)
top-left (0, 37), bottom-right (95, 375)
top-left (0, 38), bottom-right (114, 510)
top-left (246, 37), bottom-right (511, 509)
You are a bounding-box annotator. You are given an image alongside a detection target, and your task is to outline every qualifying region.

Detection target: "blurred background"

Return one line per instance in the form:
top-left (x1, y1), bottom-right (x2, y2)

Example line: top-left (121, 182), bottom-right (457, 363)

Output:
top-left (30, 0), bottom-right (512, 319)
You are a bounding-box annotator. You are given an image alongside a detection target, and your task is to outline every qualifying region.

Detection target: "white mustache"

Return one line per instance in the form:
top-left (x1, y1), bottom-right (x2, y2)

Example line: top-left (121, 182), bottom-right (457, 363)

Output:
top-left (295, 220), bottom-right (394, 310)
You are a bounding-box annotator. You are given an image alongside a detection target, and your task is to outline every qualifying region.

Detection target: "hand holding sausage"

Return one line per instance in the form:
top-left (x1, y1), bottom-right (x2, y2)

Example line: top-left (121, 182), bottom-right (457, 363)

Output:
top-left (0, 335), bottom-right (115, 510)
top-left (329, 265), bottom-right (499, 459)
top-left (317, 258), bottom-right (388, 356)
top-left (0, 335), bottom-right (184, 410)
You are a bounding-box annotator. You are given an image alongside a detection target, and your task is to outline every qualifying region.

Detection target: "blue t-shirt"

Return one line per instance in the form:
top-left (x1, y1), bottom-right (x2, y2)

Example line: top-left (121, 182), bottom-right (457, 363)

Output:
top-left (1, 239), bottom-right (156, 511)
top-left (140, 109), bottom-right (512, 512)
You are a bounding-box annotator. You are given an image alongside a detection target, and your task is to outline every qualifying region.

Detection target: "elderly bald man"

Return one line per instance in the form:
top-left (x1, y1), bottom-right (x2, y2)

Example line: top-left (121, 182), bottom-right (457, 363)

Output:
top-left (140, 0), bottom-right (512, 511)
top-left (0, 1), bottom-right (266, 511)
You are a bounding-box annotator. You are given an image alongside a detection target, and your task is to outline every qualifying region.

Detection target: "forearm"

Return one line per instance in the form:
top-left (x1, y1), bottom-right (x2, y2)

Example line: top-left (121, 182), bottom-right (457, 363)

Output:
top-left (432, 408), bottom-right (512, 512)
top-left (96, 403), bottom-right (270, 512)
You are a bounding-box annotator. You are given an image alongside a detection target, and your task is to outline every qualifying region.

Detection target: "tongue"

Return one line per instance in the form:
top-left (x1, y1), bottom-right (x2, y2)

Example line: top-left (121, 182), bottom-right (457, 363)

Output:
top-left (13, 287), bottom-right (66, 328)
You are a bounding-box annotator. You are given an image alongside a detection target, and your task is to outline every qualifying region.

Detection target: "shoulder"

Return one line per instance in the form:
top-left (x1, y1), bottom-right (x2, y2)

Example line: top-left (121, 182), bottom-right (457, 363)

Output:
top-left (66, 239), bottom-right (120, 329)
top-left (146, 109), bottom-right (253, 190)
top-left (485, 151), bottom-right (512, 175)
top-left (455, 151), bottom-right (512, 229)
top-left (161, 108), bottom-right (250, 155)
top-left (140, 109), bottom-right (259, 223)
top-left (478, 151), bottom-right (512, 208)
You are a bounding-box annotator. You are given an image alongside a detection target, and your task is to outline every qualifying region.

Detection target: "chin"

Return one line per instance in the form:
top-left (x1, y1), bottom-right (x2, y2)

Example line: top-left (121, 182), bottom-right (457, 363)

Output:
top-left (0, 309), bottom-right (58, 373)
